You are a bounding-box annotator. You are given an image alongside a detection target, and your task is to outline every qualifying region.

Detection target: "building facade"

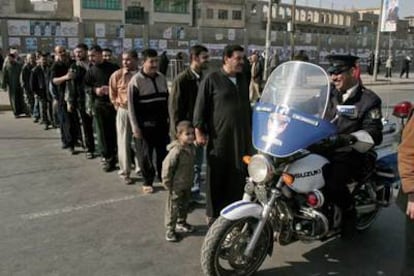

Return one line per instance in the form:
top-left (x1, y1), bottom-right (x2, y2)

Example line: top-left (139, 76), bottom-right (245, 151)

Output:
top-left (0, 0), bottom-right (413, 65)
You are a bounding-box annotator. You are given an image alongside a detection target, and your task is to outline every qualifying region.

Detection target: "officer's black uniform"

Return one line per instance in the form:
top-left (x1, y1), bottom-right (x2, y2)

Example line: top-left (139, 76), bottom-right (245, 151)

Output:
top-left (321, 55), bottom-right (383, 212)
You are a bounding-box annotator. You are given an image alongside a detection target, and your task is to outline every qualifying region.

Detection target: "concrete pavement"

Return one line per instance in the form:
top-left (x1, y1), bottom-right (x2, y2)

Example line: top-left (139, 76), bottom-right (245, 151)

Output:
top-left (0, 82), bottom-right (409, 275)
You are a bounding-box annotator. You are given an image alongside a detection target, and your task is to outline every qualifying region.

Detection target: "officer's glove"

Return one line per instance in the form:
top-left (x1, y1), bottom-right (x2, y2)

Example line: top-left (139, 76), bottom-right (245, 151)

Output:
top-left (332, 134), bottom-right (357, 148)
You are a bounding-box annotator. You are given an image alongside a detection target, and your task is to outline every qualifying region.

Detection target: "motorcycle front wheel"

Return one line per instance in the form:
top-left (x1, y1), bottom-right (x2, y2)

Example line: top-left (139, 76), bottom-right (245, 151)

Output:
top-left (200, 216), bottom-right (271, 276)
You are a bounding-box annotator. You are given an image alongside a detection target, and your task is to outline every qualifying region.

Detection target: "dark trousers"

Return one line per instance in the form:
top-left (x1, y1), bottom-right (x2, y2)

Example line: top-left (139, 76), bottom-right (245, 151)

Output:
top-left (58, 101), bottom-right (78, 148)
top-left (401, 67), bottom-right (410, 78)
top-left (9, 88), bottom-right (25, 116)
top-left (94, 102), bottom-right (116, 160)
top-left (324, 152), bottom-right (366, 210)
top-left (133, 126), bottom-right (168, 186)
top-left (23, 89), bottom-right (34, 116)
top-left (385, 68), bottom-right (392, 78)
top-left (39, 96), bottom-right (53, 125)
top-left (401, 217), bottom-right (414, 276)
top-left (79, 108), bottom-right (95, 153)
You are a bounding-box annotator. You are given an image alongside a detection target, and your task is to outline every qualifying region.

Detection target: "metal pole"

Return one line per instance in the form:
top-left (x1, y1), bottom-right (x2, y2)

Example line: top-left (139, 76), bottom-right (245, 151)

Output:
top-left (373, 0), bottom-right (385, 81)
top-left (263, 0), bottom-right (273, 80)
top-left (290, 0), bottom-right (296, 60)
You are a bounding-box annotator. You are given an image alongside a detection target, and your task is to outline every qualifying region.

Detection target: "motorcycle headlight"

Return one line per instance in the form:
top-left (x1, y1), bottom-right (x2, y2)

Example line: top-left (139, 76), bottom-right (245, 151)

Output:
top-left (247, 154), bottom-right (274, 183)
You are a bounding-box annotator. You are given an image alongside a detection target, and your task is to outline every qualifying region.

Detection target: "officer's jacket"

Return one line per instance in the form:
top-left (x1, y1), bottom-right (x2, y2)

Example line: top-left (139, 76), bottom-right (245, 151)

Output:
top-left (324, 84), bottom-right (383, 146)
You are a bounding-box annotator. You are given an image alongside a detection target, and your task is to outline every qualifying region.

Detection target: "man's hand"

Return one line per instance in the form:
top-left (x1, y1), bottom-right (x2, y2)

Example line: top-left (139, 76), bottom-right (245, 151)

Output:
top-left (67, 103), bottom-right (73, 113)
top-left (195, 128), bottom-right (207, 146)
top-left (133, 129), bottom-right (142, 139)
top-left (407, 200), bottom-right (414, 220)
top-left (96, 86), bottom-right (109, 96)
top-left (65, 71), bottom-right (75, 81)
top-left (337, 134), bottom-right (357, 145)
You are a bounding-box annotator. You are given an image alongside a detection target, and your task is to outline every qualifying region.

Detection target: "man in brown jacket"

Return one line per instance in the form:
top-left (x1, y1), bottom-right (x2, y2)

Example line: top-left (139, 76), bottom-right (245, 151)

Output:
top-left (397, 116), bottom-right (414, 276)
top-left (109, 50), bottom-right (139, 184)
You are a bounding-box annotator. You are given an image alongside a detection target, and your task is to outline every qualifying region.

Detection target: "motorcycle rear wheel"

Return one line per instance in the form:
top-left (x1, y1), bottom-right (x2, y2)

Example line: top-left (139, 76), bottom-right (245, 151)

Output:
top-left (200, 216), bottom-right (271, 276)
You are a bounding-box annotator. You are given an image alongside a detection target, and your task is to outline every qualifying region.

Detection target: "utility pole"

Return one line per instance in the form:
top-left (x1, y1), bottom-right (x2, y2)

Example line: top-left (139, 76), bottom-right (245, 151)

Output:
top-left (264, 0), bottom-right (278, 80)
top-left (289, 0), bottom-right (296, 60)
top-left (373, 0), bottom-right (385, 81)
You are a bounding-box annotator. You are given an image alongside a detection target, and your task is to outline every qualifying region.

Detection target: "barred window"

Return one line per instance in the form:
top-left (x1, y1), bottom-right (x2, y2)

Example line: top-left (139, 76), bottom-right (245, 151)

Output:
top-left (232, 10), bottom-right (242, 20)
top-left (154, 0), bottom-right (189, 14)
top-left (218, 9), bottom-right (228, 20)
top-left (82, 0), bottom-right (121, 10)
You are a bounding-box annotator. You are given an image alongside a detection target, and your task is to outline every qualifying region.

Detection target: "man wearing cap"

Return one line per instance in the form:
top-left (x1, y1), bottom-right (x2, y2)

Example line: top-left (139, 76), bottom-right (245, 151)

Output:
top-left (319, 55), bottom-right (383, 235)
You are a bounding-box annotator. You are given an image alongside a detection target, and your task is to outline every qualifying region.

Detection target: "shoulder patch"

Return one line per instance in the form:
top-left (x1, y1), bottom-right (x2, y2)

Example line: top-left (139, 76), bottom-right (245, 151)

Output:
top-left (369, 108), bottom-right (382, 119)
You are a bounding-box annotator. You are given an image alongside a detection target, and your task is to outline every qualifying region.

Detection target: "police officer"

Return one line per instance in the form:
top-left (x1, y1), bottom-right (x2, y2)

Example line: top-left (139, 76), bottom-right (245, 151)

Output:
top-left (322, 55), bottom-right (383, 234)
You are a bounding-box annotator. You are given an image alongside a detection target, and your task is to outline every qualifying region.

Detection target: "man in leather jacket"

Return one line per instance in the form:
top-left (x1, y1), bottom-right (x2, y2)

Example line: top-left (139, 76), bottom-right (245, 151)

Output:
top-left (321, 55), bottom-right (383, 234)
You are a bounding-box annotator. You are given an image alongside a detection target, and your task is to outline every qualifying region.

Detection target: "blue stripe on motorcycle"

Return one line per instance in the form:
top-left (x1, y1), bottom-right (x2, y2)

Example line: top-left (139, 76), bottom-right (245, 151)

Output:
top-left (221, 201), bottom-right (252, 215)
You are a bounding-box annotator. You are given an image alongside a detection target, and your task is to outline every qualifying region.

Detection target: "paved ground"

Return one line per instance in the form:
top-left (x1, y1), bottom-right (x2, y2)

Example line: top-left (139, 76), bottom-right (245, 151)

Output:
top-left (0, 80), bottom-right (411, 276)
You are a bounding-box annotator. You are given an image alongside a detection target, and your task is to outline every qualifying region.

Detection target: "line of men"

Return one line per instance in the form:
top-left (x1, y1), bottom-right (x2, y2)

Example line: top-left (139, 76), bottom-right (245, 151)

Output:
top-left (4, 44), bottom-right (212, 202)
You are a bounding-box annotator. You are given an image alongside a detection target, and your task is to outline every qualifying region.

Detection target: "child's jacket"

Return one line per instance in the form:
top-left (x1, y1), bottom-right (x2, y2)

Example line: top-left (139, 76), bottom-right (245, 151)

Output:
top-left (162, 141), bottom-right (195, 191)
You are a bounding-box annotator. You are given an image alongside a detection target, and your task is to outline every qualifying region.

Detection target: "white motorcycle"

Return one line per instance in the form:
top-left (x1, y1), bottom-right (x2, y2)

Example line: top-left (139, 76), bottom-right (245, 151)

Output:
top-left (200, 61), bottom-right (408, 276)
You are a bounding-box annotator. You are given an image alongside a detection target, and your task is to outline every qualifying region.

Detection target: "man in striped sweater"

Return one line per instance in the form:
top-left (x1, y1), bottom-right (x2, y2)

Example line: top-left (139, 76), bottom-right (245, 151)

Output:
top-left (128, 48), bottom-right (169, 194)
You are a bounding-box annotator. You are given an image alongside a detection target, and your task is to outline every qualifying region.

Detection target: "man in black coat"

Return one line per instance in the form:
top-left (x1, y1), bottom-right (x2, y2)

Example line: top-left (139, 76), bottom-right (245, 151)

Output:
top-left (84, 45), bottom-right (119, 171)
top-left (193, 45), bottom-right (253, 224)
top-left (169, 45), bottom-right (209, 203)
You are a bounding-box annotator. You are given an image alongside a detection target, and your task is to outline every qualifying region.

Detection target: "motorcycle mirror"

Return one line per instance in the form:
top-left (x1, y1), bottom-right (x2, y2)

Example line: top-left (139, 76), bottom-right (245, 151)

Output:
top-left (336, 105), bottom-right (358, 119)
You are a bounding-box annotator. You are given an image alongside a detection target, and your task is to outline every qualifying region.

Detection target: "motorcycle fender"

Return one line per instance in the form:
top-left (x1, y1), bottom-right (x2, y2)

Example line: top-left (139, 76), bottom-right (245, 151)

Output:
top-left (220, 200), bottom-right (263, 221)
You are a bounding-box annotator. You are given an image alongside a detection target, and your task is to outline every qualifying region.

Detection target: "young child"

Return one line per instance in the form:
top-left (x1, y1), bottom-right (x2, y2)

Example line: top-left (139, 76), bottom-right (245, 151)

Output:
top-left (162, 120), bottom-right (196, 242)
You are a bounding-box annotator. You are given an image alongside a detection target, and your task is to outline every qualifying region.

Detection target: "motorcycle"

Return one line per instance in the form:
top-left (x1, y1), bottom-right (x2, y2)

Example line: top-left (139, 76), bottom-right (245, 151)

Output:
top-left (200, 61), bottom-right (410, 276)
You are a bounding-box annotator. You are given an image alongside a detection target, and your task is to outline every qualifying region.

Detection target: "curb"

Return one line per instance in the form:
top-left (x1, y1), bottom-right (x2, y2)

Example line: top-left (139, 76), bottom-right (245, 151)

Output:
top-left (0, 105), bottom-right (11, 111)
top-left (363, 81), bottom-right (414, 86)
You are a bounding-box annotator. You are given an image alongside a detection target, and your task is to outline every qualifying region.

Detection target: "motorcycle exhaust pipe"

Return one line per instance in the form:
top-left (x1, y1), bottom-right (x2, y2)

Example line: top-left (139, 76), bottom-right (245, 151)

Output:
top-left (355, 204), bottom-right (377, 214)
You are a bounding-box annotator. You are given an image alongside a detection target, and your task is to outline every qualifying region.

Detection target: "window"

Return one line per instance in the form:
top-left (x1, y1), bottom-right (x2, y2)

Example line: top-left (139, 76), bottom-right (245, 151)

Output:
top-left (207, 8), bottom-right (214, 19)
top-left (154, 0), bottom-right (189, 14)
top-left (125, 6), bottom-right (145, 24)
top-left (196, 8), bottom-right (201, 19)
top-left (218, 9), bottom-right (228, 20)
top-left (82, 0), bottom-right (121, 10)
top-left (232, 10), bottom-right (242, 20)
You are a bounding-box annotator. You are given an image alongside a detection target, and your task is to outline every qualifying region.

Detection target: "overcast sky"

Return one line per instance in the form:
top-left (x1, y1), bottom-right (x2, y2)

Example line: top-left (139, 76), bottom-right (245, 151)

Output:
top-left (282, 0), bottom-right (414, 18)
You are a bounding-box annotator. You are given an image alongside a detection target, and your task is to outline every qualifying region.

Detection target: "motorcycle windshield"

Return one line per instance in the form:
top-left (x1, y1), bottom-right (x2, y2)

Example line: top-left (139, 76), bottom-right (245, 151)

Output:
top-left (253, 61), bottom-right (337, 157)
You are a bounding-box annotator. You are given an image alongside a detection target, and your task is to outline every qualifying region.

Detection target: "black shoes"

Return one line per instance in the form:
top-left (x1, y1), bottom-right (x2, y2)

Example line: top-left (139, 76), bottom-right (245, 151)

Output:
top-left (341, 207), bottom-right (357, 238)
top-left (86, 152), bottom-right (95, 159)
top-left (102, 161), bottom-right (116, 172)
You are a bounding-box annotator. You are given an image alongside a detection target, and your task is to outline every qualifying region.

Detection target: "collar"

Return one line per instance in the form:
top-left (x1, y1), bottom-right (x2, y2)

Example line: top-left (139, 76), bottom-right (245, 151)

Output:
top-left (141, 69), bottom-right (158, 79)
top-left (341, 83), bottom-right (359, 103)
top-left (123, 68), bottom-right (137, 75)
top-left (190, 68), bottom-right (200, 79)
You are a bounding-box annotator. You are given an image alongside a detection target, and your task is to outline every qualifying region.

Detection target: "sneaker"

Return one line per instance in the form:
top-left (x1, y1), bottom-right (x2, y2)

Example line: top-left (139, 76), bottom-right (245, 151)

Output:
top-left (176, 222), bottom-right (195, 233)
top-left (165, 230), bottom-right (180, 242)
